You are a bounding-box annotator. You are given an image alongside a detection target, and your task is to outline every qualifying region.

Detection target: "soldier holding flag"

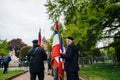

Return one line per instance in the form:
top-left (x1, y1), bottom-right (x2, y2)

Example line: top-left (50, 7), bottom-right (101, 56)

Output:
top-left (60, 36), bottom-right (80, 80)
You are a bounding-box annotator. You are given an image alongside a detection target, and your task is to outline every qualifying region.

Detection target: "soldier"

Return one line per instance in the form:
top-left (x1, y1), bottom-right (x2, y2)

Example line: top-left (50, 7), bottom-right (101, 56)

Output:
top-left (61, 36), bottom-right (80, 80)
top-left (27, 39), bottom-right (47, 80)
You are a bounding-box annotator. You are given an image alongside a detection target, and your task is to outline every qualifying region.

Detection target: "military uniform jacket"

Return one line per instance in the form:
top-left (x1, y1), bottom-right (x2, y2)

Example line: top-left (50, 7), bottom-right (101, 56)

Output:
top-left (27, 45), bottom-right (47, 73)
top-left (61, 43), bottom-right (79, 72)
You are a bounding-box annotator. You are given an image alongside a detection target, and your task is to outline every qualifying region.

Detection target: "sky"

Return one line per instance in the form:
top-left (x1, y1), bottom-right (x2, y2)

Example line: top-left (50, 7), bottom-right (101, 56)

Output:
top-left (0, 0), bottom-right (53, 46)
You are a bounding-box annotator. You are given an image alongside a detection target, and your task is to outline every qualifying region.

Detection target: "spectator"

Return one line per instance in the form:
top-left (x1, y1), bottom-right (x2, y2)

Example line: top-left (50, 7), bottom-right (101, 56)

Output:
top-left (3, 54), bottom-right (11, 74)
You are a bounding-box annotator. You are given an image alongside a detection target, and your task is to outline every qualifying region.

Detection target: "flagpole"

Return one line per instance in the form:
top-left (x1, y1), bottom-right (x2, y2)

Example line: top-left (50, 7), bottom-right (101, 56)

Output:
top-left (39, 27), bottom-right (42, 46)
top-left (38, 27), bottom-right (41, 47)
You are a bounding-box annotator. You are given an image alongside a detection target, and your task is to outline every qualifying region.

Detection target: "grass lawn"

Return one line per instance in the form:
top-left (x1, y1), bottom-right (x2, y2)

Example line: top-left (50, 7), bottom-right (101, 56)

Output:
top-left (79, 63), bottom-right (120, 80)
top-left (0, 70), bottom-right (24, 80)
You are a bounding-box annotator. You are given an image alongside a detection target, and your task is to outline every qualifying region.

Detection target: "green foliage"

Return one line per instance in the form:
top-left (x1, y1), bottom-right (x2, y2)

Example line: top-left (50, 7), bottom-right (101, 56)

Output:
top-left (45, 0), bottom-right (120, 58)
top-left (112, 38), bottom-right (120, 62)
top-left (0, 70), bottom-right (24, 80)
top-left (80, 63), bottom-right (120, 80)
top-left (19, 46), bottom-right (32, 58)
top-left (0, 40), bottom-right (10, 56)
top-left (92, 48), bottom-right (101, 57)
top-left (45, 0), bottom-right (105, 51)
top-left (46, 37), bottom-right (53, 52)
top-left (103, 1), bottom-right (120, 62)
top-left (107, 47), bottom-right (115, 56)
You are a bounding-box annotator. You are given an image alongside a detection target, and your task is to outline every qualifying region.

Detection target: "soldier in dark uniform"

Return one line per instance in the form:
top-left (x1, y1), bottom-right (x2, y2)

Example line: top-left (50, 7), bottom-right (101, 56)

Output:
top-left (61, 36), bottom-right (80, 80)
top-left (27, 39), bottom-right (47, 80)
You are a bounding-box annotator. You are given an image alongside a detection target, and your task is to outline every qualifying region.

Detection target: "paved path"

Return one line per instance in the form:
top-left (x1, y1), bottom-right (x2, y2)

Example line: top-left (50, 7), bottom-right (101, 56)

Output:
top-left (11, 71), bottom-right (54, 80)
top-left (11, 64), bottom-right (54, 80)
top-left (10, 63), bottom-right (84, 80)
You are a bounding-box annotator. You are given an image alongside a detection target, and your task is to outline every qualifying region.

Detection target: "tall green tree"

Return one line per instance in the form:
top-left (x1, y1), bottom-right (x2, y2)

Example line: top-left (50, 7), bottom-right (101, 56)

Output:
top-left (103, 0), bottom-right (120, 62)
top-left (45, 0), bottom-right (105, 53)
top-left (0, 40), bottom-right (10, 56)
top-left (45, 0), bottom-right (120, 59)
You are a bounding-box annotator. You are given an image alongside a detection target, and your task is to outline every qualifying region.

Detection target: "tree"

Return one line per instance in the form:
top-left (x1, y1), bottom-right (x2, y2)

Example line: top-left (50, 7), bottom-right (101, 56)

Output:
top-left (19, 46), bottom-right (31, 67)
top-left (46, 38), bottom-right (52, 53)
top-left (102, 1), bottom-right (120, 62)
top-left (19, 46), bottom-right (32, 58)
top-left (45, 0), bottom-right (120, 60)
top-left (45, 0), bottom-right (105, 54)
top-left (8, 38), bottom-right (27, 57)
top-left (0, 40), bottom-right (10, 56)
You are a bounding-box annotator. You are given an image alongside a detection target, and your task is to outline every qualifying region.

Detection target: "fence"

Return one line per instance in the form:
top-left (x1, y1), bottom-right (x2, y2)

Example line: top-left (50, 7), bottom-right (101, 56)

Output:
top-left (78, 56), bottom-right (118, 66)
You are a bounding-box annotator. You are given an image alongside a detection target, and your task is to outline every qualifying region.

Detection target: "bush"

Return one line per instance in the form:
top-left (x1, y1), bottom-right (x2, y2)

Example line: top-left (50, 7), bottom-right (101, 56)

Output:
top-left (19, 46), bottom-right (32, 58)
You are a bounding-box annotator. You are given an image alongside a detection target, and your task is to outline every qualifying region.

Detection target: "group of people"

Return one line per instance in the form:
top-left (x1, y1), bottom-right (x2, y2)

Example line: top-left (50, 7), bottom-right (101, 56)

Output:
top-left (27, 36), bottom-right (80, 80)
top-left (0, 35), bottom-right (79, 80)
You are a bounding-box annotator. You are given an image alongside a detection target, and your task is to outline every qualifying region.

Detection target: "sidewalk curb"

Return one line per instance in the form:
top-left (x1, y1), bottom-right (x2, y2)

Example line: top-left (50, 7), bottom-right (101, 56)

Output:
top-left (5, 70), bottom-right (28, 80)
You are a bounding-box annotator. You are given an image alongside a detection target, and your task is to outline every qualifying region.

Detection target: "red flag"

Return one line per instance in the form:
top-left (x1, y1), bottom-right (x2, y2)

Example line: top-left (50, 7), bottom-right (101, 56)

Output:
top-left (51, 21), bottom-right (63, 80)
top-left (38, 28), bottom-right (41, 47)
top-left (58, 58), bottom-right (63, 80)
top-left (51, 31), bottom-right (60, 69)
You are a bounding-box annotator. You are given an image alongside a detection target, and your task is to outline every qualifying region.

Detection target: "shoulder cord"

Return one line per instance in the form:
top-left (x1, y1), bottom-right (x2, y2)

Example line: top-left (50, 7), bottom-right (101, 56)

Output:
top-left (32, 47), bottom-right (39, 56)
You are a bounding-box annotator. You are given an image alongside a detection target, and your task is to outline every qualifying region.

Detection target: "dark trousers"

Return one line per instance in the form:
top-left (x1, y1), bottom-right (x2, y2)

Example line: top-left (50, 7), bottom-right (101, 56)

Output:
top-left (66, 71), bottom-right (79, 80)
top-left (3, 63), bottom-right (8, 74)
top-left (53, 67), bottom-right (58, 80)
top-left (30, 72), bottom-right (44, 80)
